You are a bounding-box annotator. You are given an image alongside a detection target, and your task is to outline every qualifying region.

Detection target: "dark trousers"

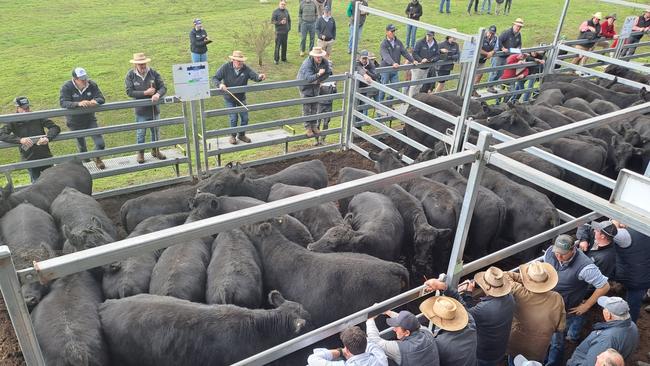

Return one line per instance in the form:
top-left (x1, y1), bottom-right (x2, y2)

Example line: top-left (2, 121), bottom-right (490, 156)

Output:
top-left (467, 0), bottom-right (479, 12)
top-left (422, 67), bottom-right (437, 93)
top-left (27, 164), bottom-right (51, 183)
top-left (67, 119), bottom-right (105, 153)
top-left (274, 32), bottom-right (288, 62)
top-left (626, 288), bottom-right (648, 323)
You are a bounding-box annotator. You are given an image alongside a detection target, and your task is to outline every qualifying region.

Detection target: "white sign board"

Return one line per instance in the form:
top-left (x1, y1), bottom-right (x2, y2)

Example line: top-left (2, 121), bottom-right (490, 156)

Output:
top-left (460, 41), bottom-right (476, 63)
top-left (620, 16), bottom-right (637, 39)
top-left (172, 62), bottom-right (210, 101)
top-left (610, 169), bottom-right (650, 218)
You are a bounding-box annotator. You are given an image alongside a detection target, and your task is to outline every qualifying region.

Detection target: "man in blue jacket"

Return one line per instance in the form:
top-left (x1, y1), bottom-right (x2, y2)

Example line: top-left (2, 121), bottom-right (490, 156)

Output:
top-left (297, 47), bottom-right (332, 137)
top-left (567, 296), bottom-right (639, 366)
top-left (409, 30), bottom-right (439, 96)
top-left (378, 24), bottom-right (417, 102)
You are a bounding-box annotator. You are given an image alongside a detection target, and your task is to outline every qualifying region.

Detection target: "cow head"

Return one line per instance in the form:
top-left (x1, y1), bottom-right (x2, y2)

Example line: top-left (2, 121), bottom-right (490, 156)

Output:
top-left (198, 164), bottom-right (247, 197)
top-left (268, 290), bottom-right (311, 335)
top-left (62, 217), bottom-right (115, 251)
top-left (412, 221), bottom-right (453, 276)
top-left (486, 108), bottom-right (536, 137)
top-left (640, 87), bottom-right (650, 102)
top-left (610, 136), bottom-right (644, 172)
top-left (307, 216), bottom-right (361, 253)
top-left (414, 148), bottom-right (439, 163)
top-left (188, 192), bottom-right (220, 221)
top-left (368, 149), bottom-right (405, 173)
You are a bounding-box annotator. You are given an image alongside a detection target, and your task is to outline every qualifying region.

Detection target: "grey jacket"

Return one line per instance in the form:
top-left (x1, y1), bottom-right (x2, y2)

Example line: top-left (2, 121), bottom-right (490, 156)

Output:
top-left (379, 37), bottom-right (414, 67)
top-left (567, 319), bottom-right (639, 366)
top-left (297, 57), bottom-right (332, 97)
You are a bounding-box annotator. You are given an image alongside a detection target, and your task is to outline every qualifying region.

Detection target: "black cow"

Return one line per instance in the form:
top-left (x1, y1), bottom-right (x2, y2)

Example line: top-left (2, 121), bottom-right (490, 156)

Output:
top-left (31, 271), bottom-right (109, 366)
top-left (119, 185), bottom-right (196, 233)
top-left (102, 212), bottom-right (189, 299)
top-left (99, 291), bottom-right (310, 366)
top-left (589, 99), bottom-right (620, 115)
top-left (336, 167), bottom-right (447, 276)
top-left (540, 81), bottom-right (602, 102)
top-left (403, 93), bottom-right (462, 150)
top-left (206, 229), bottom-right (263, 308)
top-left (605, 65), bottom-right (650, 84)
top-left (533, 89), bottom-right (564, 107)
top-left (308, 192), bottom-right (405, 262)
top-left (0, 160), bottom-right (91, 218)
top-left (242, 219), bottom-right (409, 327)
top-left (590, 126), bottom-right (644, 175)
top-left (553, 105), bottom-right (594, 122)
top-left (563, 97), bottom-right (597, 116)
top-left (268, 183), bottom-right (343, 240)
top-left (527, 105), bottom-right (576, 129)
top-left (572, 78), bottom-right (650, 108)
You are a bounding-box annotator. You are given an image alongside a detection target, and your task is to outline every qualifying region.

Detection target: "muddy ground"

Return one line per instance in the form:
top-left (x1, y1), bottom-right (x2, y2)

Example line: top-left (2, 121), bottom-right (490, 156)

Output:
top-left (1, 148), bottom-right (648, 365)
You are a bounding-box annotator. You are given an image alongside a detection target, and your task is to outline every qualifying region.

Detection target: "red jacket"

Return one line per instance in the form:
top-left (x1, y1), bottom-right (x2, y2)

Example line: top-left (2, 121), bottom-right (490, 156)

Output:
top-left (601, 21), bottom-right (617, 39)
top-left (501, 54), bottom-right (529, 80)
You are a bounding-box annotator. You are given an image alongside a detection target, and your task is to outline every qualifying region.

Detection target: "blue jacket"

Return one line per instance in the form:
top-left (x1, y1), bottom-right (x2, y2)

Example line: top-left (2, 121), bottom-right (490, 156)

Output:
top-left (615, 228), bottom-right (650, 290)
top-left (567, 319), bottom-right (639, 366)
top-left (468, 294), bottom-right (516, 363)
top-left (379, 37), bottom-right (414, 67)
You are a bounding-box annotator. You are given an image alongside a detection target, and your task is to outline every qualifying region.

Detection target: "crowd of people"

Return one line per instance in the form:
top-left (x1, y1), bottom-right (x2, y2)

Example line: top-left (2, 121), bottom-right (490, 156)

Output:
top-left (307, 220), bottom-right (649, 366)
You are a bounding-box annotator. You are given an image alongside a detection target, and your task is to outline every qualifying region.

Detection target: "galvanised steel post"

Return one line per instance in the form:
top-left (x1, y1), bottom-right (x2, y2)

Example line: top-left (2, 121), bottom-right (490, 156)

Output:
top-left (0, 246), bottom-right (45, 366)
top-left (446, 131), bottom-right (491, 287)
top-left (189, 100), bottom-right (203, 178)
top-left (181, 101), bottom-right (194, 178)
top-left (199, 99), bottom-right (210, 173)
top-left (343, 2), bottom-right (362, 149)
top-left (543, 0), bottom-right (571, 78)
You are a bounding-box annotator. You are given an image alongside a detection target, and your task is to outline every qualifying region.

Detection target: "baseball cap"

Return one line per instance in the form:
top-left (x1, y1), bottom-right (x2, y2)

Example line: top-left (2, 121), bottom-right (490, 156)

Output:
top-left (324, 5), bottom-right (331, 12)
top-left (193, 18), bottom-right (202, 25)
top-left (592, 220), bottom-right (617, 239)
top-left (72, 67), bottom-right (88, 80)
top-left (597, 296), bottom-right (630, 316)
top-left (514, 355), bottom-right (543, 366)
top-left (14, 96), bottom-right (30, 108)
top-left (614, 228), bottom-right (632, 248)
top-left (553, 234), bottom-right (574, 254)
top-left (386, 310), bottom-right (420, 332)
top-left (386, 24), bottom-right (397, 32)
top-left (358, 49), bottom-right (370, 58)
top-left (489, 25), bottom-right (497, 33)
top-left (426, 30), bottom-right (435, 36)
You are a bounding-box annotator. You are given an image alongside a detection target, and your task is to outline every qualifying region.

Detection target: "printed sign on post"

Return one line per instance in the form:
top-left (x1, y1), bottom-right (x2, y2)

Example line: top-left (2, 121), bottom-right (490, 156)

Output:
top-left (620, 16), bottom-right (637, 39)
top-left (460, 41), bottom-right (476, 63)
top-left (172, 62), bottom-right (211, 101)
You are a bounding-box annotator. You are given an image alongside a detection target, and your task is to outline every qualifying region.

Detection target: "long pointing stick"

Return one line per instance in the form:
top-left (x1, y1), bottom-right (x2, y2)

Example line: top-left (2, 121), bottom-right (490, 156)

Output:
top-left (223, 88), bottom-right (250, 111)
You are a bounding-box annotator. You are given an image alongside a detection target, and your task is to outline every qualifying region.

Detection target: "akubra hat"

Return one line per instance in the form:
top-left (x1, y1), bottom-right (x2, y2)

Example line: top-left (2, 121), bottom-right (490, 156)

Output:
top-left (130, 52), bottom-right (151, 64)
top-left (309, 47), bottom-right (328, 57)
top-left (228, 50), bottom-right (248, 62)
top-left (474, 266), bottom-right (513, 297)
top-left (419, 296), bottom-right (469, 332)
top-left (519, 261), bottom-right (558, 294)
top-left (513, 18), bottom-right (525, 27)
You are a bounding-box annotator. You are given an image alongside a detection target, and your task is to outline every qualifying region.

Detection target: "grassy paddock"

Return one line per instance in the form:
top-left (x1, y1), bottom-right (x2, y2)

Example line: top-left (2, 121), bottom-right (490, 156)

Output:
top-left (1, 0), bottom-right (646, 189)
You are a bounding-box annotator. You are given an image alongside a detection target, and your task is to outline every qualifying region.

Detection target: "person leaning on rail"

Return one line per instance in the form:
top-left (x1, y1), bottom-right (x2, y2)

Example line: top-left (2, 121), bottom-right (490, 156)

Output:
top-left (473, 24), bottom-right (497, 97)
top-left (212, 50), bottom-right (266, 145)
top-left (307, 325), bottom-right (389, 366)
top-left (623, 8), bottom-right (650, 57)
top-left (573, 12), bottom-right (603, 67)
top-left (487, 17), bottom-right (523, 94)
top-left (125, 52), bottom-right (168, 164)
top-left (0, 97), bottom-right (60, 182)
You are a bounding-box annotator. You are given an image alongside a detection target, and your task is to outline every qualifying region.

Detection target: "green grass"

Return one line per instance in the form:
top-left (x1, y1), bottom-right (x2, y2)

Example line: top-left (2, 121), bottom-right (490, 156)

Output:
top-left (1, 0), bottom-right (647, 190)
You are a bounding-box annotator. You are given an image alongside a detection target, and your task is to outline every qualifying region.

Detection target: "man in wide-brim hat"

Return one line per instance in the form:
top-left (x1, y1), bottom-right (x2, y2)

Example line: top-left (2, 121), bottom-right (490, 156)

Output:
top-left (125, 52), bottom-right (168, 164)
top-left (212, 50), bottom-right (266, 145)
top-left (421, 278), bottom-right (478, 365)
top-left (297, 46), bottom-right (332, 138)
top-left (506, 261), bottom-right (566, 363)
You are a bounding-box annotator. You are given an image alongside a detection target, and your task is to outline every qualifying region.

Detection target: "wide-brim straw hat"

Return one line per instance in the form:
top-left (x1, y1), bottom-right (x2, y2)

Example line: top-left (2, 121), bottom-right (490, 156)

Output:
top-left (130, 52), bottom-right (151, 64)
top-left (474, 266), bottom-right (513, 297)
top-left (420, 296), bottom-right (469, 332)
top-left (593, 12), bottom-right (603, 20)
top-left (513, 18), bottom-right (525, 27)
top-left (309, 47), bottom-right (328, 57)
top-left (519, 261), bottom-right (558, 294)
top-left (228, 50), bottom-right (247, 62)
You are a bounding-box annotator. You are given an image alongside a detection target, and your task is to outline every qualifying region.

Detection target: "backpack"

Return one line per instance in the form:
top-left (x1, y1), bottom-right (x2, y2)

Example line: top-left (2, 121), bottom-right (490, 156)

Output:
top-left (301, 0), bottom-right (318, 22)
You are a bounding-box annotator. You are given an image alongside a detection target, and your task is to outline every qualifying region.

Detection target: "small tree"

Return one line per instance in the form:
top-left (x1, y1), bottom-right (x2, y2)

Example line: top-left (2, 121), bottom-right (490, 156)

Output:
top-left (236, 21), bottom-right (275, 66)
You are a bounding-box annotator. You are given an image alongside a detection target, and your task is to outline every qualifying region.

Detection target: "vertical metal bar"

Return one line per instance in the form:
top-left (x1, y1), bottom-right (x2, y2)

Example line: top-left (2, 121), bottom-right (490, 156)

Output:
top-left (189, 100), bottom-right (203, 178)
top-left (645, 161), bottom-right (650, 177)
top-left (446, 131), bottom-right (491, 287)
top-left (199, 99), bottom-right (210, 173)
top-left (181, 101), bottom-right (194, 178)
top-left (451, 29), bottom-right (486, 154)
top-left (338, 73), bottom-right (349, 149)
top-left (343, 2), bottom-right (362, 149)
top-left (0, 247), bottom-right (45, 366)
top-left (543, 0), bottom-right (571, 77)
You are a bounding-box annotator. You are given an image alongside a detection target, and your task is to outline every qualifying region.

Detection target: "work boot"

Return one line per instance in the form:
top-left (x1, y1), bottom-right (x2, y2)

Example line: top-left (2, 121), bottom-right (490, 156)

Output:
top-left (229, 135), bottom-right (238, 145)
top-left (237, 134), bottom-right (251, 143)
top-left (152, 148), bottom-right (166, 160)
top-left (94, 157), bottom-right (106, 170)
top-left (312, 126), bottom-right (321, 136)
top-left (136, 150), bottom-right (145, 164)
top-left (305, 126), bottom-right (315, 138)
top-left (300, 51), bottom-right (305, 57)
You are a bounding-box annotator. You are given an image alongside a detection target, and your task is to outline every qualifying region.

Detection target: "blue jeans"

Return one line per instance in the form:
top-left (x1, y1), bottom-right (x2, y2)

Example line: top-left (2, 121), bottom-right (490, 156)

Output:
top-left (481, 0), bottom-right (491, 13)
top-left (27, 164), bottom-right (51, 183)
top-left (521, 77), bottom-right (536, 102)
top-left (224, 98), bottom-right (249, 135)
top-left (626, 288), bottom-right (648, 323)
top-left (439, 0), bottom-right (451, 13)
top-left (67, 119), bottom-right (105, 153)
top-left (508, 80), bottom-right (526, 103)
top-left (379, 71), bottom-right (399, 102)
top-left (191, 52), bottom-right (207, 62)
top-left (300, 21), bottom-right (316, 53)
top-left (488, 56), bottom-right (507, 83)
top-left (406, 25), bottom-right (417, 49)
top-left (546, 314), bottom-right (585, 366)
top-left (136, 113), bottom-right (160, 144)
top-left (348, 25), bottom-right (364, 52)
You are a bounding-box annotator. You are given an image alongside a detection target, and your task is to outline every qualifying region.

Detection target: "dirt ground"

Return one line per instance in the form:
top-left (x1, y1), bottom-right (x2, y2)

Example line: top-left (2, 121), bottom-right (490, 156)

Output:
top-left (1, 148), bottom-right (648, 365)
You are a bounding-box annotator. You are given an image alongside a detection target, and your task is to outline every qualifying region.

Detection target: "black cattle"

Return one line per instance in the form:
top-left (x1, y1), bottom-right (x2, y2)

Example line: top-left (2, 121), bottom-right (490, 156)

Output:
top-left (540, 81), bottom-right (602, 102)
top-left (403, 93), bottom-right (462, 150)
top-left (589, 99), bottom-right (620, 114)
top-left (242, 219), bottom-right (409, 327)
top-left (200, 160), bottom-right (328, 201)
top-left (148, 194), bottom-right (215, 302)
top-left (336, 167), bottom-right (446, 276)
top-left (553, 105), bottom-right (594, 122)
top-left (563, 98), bottom-right (597, 116)
top-left (308, 192), bottom-right (405, 262)
top-left (211, 194), bottom-right (314, 247)
top-left (206, 229), bottom-right (263, 308)
top-left (542, 73), bottom-right (581, 83)
top-left (590, 126), bottom-right (644, 175)
top-left (99, 291), bottom-right (310, 366)
top-left (605, 65), bottom-right (650, 85)
top-left (571, 78), bottom-right (649, 108)
top-left (527, 105), bottom-right (576, 128)
top-left (102, 212), bottom-right (189, 299)
top-left (533, 89), bottom-right (564, 107)
top-left (119, 185), bottom-right (196, 233)
top-left (499, 150), bottom-right (565, 198)
top-left (415, 149), bottom-right (507, 261)
top-left (0, 160), bottom-right (91, 218)
top-left (31, 271), bottom-right (109, 366)
top-left (50, 187), bottom-right (117, 251)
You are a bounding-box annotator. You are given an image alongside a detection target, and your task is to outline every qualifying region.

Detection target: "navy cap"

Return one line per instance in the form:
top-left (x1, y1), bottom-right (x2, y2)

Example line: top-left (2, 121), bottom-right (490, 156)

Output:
top-left (386, 24), bottom-right (397, 32)
top-left (426, 30), bottom-right (435, 36)
top-left (386, 310), bottom-right (420, 332)
top-left (489, 25), bottom-right (497, 33)
top-left (14, 96), bottom-right (30, 108)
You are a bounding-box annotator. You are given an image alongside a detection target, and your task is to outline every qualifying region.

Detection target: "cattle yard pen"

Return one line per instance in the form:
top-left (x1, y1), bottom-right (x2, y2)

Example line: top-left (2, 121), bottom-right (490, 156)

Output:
top-left (1, 4), bottom-right (650, 365)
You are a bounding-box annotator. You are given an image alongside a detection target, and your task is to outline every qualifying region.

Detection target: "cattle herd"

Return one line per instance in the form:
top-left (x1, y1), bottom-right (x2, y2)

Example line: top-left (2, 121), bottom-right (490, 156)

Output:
top-left (0, 65), bottom-right (648, 365)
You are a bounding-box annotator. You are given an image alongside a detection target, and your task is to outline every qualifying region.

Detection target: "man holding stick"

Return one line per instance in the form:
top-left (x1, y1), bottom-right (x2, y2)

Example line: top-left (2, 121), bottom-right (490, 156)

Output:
top-left (213, 50), bottom-right (266, 145)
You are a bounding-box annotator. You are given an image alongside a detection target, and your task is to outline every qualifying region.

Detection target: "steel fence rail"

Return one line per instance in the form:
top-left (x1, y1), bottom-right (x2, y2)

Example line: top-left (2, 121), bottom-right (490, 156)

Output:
top-left (208, 74), bottom-right (348, 97)
top-left (557, 44), bottom-right (650, 74)
top-left (204, 93), bottom-right (344, 118)
top-left (555, 60), bottom-right (650, 89)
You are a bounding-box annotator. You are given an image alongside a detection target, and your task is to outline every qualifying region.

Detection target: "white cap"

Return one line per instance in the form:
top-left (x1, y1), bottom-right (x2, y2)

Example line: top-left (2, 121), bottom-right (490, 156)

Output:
top-left (514, 355), bottom-right (543, 366)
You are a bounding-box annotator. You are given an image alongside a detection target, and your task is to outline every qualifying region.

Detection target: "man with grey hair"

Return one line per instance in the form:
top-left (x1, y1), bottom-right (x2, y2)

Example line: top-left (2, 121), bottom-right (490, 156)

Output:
top-left (567, 297), bottom-right (639, 366)
top-left (595, 349), bottom-right (624, 366)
